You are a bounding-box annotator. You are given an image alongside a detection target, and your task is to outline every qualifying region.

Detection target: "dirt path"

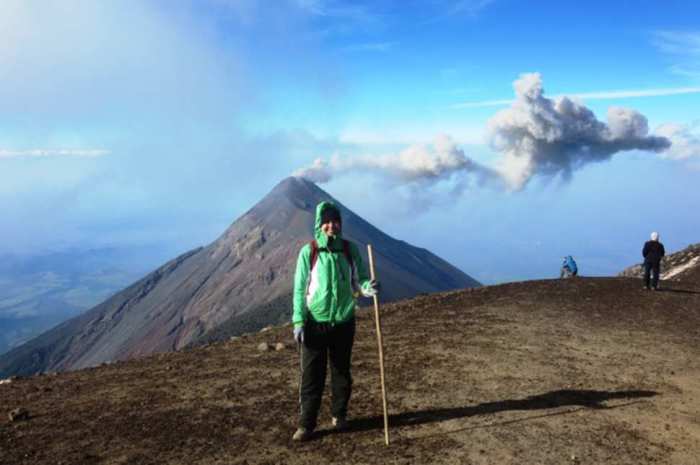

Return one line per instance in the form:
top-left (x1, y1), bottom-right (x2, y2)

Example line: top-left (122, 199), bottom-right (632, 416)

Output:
top-left (1, 277), bottom-right (699, 464)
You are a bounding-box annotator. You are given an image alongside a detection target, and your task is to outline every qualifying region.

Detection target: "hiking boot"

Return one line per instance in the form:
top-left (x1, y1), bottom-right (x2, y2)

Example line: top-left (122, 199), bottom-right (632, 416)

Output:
top-left (292, 427), bottom-right (312, 442)
top-left (332, 416), bottom-right (349, 431)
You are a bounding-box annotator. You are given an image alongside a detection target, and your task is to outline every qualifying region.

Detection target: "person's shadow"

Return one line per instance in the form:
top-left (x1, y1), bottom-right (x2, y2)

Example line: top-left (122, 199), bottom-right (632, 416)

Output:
top-left (656, 288), bottom-right (700, 295)
top-left (338, 389), bottom-right (657, 434)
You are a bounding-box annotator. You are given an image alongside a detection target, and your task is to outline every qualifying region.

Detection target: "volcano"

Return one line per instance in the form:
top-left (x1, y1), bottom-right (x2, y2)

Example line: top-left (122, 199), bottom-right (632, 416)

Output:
top-left (0, 177), bottom-right (479, 377)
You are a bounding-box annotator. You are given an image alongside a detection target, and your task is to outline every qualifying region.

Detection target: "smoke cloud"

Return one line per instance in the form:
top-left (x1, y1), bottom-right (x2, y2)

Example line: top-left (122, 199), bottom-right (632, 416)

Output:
top-left (293, 158), bottom-right (333, 183)
top-left (295, 73), bottom-right (681, 192)
top-left (293, 134), bottom-right (498, 186)
top-left (0, 149), bottom-right (110, 159)
top-left (487, 73), bottom-right (671, 190)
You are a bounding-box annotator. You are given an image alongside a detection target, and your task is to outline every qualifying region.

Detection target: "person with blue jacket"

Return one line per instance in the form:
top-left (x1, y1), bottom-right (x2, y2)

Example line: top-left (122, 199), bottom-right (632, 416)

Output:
top-left (291, 201), bottom-right (380, 442)
top-left (560, 256), bottom-right (578, 278)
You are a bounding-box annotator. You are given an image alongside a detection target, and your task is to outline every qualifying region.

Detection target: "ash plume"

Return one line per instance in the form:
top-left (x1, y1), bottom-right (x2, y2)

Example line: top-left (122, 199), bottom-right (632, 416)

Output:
top-left (293, 134), bottom-right (498, 186)
top-left (294, 73), bottom-right (679, 193)
top-left (487, 73), bottom-right (671, 190)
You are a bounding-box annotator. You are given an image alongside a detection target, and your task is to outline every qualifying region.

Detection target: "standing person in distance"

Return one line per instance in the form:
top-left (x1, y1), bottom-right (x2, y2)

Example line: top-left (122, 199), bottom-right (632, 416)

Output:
top-left (642, 231), bottom-right (665, 290)
top-left (291, 201), bottom-right (380, 442)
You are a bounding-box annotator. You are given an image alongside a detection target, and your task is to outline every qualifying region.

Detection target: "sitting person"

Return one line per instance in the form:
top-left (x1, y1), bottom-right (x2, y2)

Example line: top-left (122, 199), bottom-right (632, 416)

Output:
top-left (560, 255), bottom-right (578, 278)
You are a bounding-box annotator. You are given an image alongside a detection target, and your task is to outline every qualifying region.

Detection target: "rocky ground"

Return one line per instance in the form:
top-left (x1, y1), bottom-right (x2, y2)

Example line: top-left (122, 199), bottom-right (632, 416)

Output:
top-left (1, 276), bottom-right (699, 465)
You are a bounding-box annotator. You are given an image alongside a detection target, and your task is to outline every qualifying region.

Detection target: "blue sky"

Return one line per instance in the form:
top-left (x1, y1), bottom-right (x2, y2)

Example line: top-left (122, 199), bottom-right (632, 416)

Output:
top-left (1, 0), bottom-right (699, 283)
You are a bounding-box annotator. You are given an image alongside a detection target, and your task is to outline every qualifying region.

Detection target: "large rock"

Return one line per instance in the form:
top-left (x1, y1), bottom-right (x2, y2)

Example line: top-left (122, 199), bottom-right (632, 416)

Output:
top-left (9, 408), bottom-right (29, 422)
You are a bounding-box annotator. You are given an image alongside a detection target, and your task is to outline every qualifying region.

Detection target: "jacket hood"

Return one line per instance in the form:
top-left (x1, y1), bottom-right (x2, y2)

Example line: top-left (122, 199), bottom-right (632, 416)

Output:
top-left (314, 201), bottom-right (343, 248)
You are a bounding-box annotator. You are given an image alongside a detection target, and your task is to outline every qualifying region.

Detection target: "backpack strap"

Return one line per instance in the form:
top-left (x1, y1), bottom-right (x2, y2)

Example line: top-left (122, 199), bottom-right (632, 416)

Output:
top-left (308, 239), bottom-right (353, 271)
top-left (342, 239), bottom-right (354, 270)
top-left (309, 240), bottom-right (319, 270)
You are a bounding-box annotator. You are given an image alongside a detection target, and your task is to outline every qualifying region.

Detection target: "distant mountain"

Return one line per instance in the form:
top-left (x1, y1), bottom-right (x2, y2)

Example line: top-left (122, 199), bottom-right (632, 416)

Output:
top-left (618, 243), bottom-right (700, 284)
top-left (0, 247), bottom-right (173, 355)
top-left (0, 310), bottom-right (79, 356)
top-left (0, 177), bottom-right (479, 377)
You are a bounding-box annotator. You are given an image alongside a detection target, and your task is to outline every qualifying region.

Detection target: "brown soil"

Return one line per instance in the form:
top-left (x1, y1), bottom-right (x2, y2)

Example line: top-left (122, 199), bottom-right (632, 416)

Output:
top-left (1, 277), bottom-right (699, 465)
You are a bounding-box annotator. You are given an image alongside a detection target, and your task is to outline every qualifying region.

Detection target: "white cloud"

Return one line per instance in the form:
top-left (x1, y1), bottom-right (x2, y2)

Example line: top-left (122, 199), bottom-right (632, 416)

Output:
top-left (0, 149), bottom-right (110, 159)
top-left (652, 30), bottom-right (700, 78)
top-left (206, 0), bottom-right (325, 18)
top-left (652, 31), bottom-right (700, 56)
top-left (0, 0), bottom-right (303, 254)
top-left (343, 41), bottom-right (397, 53)
top-left (572, 87), bottom-right (700, 100)
top-left (447, 0), bottom-right (497, 16)
top-left (451, 99), bottom-right (514, 109)
top-left (423, 0), bottom-right (497, 24)
top-left (452, 86), bottom-right (700, 108)
top-left (0, 1), bottom-right (246, 126)
top-left (655, 122), bottom-right (700, 160)
top-left (338, 123), bottom-right (485, 146)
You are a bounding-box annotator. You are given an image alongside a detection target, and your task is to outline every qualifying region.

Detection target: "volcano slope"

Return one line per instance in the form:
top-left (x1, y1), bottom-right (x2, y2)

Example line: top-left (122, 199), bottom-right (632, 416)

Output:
top-left (1, 277), bottom-right (699, 465)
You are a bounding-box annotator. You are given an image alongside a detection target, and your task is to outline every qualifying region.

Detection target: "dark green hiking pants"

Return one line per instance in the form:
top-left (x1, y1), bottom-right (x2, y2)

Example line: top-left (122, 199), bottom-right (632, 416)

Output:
top-left (298, 318), bottom-right (355, 430)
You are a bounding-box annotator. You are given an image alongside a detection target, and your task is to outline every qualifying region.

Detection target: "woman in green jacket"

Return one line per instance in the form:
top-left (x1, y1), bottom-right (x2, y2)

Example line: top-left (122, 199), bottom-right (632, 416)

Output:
top-left (291, 201), bottom-right (379, 442)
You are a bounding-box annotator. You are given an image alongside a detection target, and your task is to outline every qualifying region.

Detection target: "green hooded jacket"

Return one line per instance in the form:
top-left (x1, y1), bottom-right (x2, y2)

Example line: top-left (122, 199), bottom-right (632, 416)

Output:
top-left (292, 201), bottom-right (373, 328)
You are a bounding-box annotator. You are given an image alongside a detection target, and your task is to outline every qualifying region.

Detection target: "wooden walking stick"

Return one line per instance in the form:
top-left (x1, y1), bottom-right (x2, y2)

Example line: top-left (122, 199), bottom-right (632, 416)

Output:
top-left (367, 244), bottom-right (390, 446)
